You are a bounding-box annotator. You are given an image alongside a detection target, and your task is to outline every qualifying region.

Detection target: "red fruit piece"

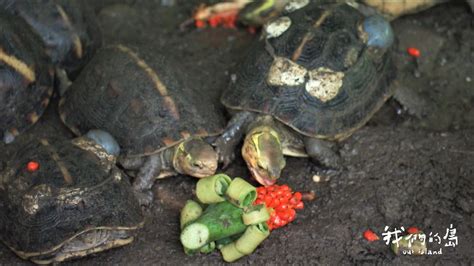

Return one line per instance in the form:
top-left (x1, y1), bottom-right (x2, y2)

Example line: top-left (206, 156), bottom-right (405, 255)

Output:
top-left (27, 161), bottom-right (40, 172)
top-left (254, 183), bottom-right (305, 230)
top-left (363, 229), bottom-right (379, 242)
top-left (407, 227), bottom-right (420, 234)
top-left (195, 20), bottom-right (206, 28)
top-left (407, 47), bottom-right (421, 58)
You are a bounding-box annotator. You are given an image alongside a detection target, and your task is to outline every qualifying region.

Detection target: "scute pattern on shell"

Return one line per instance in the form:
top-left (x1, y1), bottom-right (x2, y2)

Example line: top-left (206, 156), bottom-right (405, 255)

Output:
top-left (0, 135), bottom-right (143, 256)
top-left (222, 4), bottom-right (395, 139)
top-left (0, 0), bottom-right (102, 78)
top-left (0, 11), bottom-right (54, 143)
top-left (59, 45), bottom-right (226, 157)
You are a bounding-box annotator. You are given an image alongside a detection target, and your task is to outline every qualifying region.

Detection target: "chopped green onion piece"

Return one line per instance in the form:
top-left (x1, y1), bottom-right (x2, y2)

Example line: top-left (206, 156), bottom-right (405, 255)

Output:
top-left (180, 200), bottom-right (203, 229)
top-left (235, 223), bottom-right (270, 255)
top-left (220, 242), bottom-right (245, 262)
top-left (242, 204), bottom-right (270, 225)
top-left (225, 177), bottom-right (257, 208)
top-left (196, 174), bottom-right (232, 204)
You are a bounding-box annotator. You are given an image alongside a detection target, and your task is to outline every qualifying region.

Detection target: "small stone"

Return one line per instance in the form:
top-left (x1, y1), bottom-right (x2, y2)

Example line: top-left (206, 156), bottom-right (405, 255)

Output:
top-left (312, 175), bottom-right (321, 182)
top-left (466, 77), bottom-right (472, 82)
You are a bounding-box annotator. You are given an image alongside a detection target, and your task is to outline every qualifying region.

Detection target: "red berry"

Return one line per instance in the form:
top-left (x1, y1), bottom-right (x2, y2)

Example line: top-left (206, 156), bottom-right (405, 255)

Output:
top-left (264, 195), bottom-right (273, 206)
top-left (271, 198), bottom-right (281, 208)
top-left (280, 185), bottom-right (290, 191)
top-left (289, 197), bottom-right (299, 206)
top-left (283, 191), bottom-right (292, 200)
top-left (195, 20), bottom-right (206, 28)
top-left (294, 201), bottom-right (304, 210)
top-left (276, 203), bottom-right (289, 212)
top-left (27, 161), bottom-right (39, 172)
top-left (407, 227), bottom-right (420, 234)
top-left (407, 47), bottom-right (421, 58)
top-left (208, 17), bottom-right (219, 27)
top-left (293, 192), bottom-right (302, 201)
top-left (363, 229), bottom-right (379, 242)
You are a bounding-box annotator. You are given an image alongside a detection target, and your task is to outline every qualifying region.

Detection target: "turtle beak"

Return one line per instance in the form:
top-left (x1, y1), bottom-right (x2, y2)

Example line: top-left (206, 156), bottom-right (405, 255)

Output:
top-left (251, 167), bottom-right (279, 186)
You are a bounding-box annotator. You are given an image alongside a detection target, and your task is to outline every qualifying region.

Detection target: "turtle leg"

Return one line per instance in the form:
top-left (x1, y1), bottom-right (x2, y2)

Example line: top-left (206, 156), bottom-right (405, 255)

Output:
top-left (304, 137), bottom-right (341, 169)
top-left (213, 111), bottom-right (256, 168)
top-left (119, 156), bottom-right (145, 170)
top-left (133, 154), bottom-right (162, 206)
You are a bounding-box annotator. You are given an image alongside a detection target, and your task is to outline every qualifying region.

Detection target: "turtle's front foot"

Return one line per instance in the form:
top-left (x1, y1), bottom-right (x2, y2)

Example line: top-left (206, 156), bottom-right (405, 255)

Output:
top-left (133, 189), bottom-right (154, 206)
top-left (304, 137), bottom-right (342, 169)
top-left (213, 136), bottom-right (236, 169)
top-left (132, 155), bottom-right (161, 206)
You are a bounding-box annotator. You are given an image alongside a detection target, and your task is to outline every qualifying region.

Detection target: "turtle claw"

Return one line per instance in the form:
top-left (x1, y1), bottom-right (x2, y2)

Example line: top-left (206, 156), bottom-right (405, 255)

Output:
top-left (213, 137), bottom-right (235, 169)
top-left (134, 190), bottom-right (154, 207)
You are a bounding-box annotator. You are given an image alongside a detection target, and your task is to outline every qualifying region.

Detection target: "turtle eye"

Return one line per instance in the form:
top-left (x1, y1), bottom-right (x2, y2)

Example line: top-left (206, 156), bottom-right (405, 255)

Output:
top-left (361, 15), bottom-right (394, 49)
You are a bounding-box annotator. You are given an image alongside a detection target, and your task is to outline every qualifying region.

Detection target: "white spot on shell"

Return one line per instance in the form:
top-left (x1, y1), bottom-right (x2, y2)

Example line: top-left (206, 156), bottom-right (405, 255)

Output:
top-left (22, 185), bottom-right (52, 215)
top-left (264, 16), bottom-right (291, 39)
top-left (305, 67), bottom-right (344, 102)
top-left (284, 0), bottom-right (309, 12)
top-left (267, 57), bottom-right (307, 86)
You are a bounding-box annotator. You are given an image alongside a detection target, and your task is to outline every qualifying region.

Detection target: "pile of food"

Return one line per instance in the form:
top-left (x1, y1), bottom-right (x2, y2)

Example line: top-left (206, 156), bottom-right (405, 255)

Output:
top-left (179, 174), bottom-right (304, 262)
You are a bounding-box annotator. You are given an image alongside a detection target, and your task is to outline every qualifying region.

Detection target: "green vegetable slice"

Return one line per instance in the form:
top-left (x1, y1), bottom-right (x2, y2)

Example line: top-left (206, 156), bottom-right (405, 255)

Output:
top-left (242, 204), bottom-right (270, 225)
top-left (180, 201), bottom-right (246, 250)
top-left (226, 177), bottom-right (257, 208)
top-left (196, 174), bottom-right (232, 204)
top-left (180, 200), bottom-right (203, 229)
top-left (220, 242), bottom-right (245, 262)
top-left (235, 223), bottom-right (270, 255)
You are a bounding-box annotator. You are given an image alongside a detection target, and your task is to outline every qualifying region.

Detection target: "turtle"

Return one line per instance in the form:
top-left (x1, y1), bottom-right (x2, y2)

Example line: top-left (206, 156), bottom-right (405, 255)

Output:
top-left (58, 45), bottom-right (226, 205)
top-left (0, 0), bottom-right (102, 80)
top-left (0, 10), bottom-right (55, 144)
top-left (214, 3), bottom-right (397, 186)
top-left (0, 130), bottom-right (144, 264)
top-left (194, 0), bottom-right (472, 29)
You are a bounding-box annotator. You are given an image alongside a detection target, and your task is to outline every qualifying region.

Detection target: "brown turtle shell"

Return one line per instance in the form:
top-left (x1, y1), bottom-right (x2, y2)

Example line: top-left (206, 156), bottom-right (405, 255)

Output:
top-left (59, 45), bottom-right (226, 157)
top-left (0, 10), bottom-right (54, 143)
top-left (221, 4), bottom-right (396, 140)
top-left (0, 135), bottom-right (143, 260)
top-left (0, 0), bottom-right (102, 78)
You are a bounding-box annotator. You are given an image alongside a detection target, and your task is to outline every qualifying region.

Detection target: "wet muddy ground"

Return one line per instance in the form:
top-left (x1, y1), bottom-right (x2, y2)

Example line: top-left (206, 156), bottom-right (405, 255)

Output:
top-left (1, 1), bottom-right (473, 265)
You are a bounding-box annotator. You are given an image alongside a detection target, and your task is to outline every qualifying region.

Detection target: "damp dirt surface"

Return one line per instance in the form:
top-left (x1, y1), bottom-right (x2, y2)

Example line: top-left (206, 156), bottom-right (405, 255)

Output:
top-left (1, 1), bottom-right (473, 265)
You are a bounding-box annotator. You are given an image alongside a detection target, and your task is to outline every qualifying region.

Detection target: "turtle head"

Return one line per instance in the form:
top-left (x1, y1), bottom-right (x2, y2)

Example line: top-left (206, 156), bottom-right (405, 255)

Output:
top-left (174, 138), bottom-right (218, 178)
top-left (85, 129), bottom-right (121, 157)
top-left (239, 0), bottom-right (286, 26)
top-left (242, 126), bottom-right (285, 186)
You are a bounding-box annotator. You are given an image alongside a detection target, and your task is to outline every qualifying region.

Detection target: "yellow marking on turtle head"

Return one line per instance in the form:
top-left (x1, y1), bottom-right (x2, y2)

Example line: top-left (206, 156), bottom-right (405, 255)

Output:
top-left (56, 4), bottom-right (83, 58)
top-left (39, 139), bottom-right (74, 184)
top-left (116, 45), bottom-right (180, 120)
top-left (0, 48), bottom-right (35, 83)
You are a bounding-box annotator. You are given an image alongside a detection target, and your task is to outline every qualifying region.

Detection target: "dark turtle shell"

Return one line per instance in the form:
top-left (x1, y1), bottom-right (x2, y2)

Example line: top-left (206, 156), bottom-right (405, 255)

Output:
top-left (0, 0), bottom-right (102, 78)
top-left (0, 135), bottom-right (143, 261)
top-left (221, 4), bottom-right (396, 139)
top-left (59, 45), bottom-right (226, 157)
top-left (0, 10), bottom-right (54, 144)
